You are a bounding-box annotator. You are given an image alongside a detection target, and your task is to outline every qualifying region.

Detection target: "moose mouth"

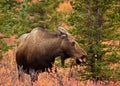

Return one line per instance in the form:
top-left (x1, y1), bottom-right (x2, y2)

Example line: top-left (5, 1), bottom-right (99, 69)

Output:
top-left (76, 55), bottom-right (87, 64)
top-left (78, 58), bottom-right (86, 63)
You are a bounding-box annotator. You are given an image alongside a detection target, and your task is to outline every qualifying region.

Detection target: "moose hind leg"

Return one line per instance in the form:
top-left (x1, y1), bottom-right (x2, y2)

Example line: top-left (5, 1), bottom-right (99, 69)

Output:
top-left (17, 65), bottom-right (25, 82)
top-left (29, 69), bottom-right (38, 82)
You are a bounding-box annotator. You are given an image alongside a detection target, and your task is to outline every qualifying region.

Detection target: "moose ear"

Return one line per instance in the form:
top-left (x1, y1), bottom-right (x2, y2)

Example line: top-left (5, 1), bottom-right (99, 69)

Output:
top-left (60, 34), bottom-right (67, 38)
top-left (55, 27), bottom-right (69, 37)
top-left (57, 27), bottom-right (68, 34)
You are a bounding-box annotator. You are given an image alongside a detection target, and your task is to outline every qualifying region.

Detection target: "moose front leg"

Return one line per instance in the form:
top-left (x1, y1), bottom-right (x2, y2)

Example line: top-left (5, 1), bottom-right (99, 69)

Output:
top-left (60, 56), bottom-right (66, 67)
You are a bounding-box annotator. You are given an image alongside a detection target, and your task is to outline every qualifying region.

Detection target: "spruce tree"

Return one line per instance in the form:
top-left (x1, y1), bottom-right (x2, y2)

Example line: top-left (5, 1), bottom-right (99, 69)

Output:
top-left (0, 0), bottom-right (18, 59)
top-left (0, 0), bottom-right (32, 59)
top-left (27, 0), bottom-right (63, 30)
top-left (0, 0), bottom-right (65, 60)
top-left (67, 0), bottom-right (120, 81)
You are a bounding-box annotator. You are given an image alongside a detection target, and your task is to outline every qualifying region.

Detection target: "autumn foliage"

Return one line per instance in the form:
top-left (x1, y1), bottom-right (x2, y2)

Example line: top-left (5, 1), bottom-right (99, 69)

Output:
top-left (0, 0), bottom-right (120, 86)
top-left (0, 47), bottom-right (120, 86)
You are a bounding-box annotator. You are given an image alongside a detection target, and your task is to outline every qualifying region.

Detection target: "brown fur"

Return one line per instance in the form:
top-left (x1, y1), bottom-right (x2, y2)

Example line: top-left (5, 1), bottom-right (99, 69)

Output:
top-left (16, 27), bottom-right (87, 82)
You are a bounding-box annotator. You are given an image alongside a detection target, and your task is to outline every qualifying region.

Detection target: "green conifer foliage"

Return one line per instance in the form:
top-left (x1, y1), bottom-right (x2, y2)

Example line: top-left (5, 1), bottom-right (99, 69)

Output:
top-left (0, 0), bottom-right (18, 59)
top-left (68, 0), bottom-right (120, 81)
top-left (0, 0), bottom-right (64, 60)
top-left (27, 0), bottom-right (63, 30)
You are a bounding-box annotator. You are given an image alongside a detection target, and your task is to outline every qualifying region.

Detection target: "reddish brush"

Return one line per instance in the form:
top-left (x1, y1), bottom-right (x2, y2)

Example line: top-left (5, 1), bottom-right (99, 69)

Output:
top-left (0, 48), bottom-right (120, 86)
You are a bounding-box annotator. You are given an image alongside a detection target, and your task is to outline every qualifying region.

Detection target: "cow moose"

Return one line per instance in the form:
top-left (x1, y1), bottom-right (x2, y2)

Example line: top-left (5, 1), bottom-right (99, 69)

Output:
top-left (16, 27), bottom-right (87, 82)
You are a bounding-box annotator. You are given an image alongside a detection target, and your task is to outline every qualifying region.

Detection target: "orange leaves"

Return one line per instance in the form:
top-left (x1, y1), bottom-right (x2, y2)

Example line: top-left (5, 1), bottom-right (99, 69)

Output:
top-left (0, 58), bottom-right (120, 86)
top-left (3, 35), bottom-right (16, 46)
top-left (57, 0), bottom-right (73, 12)
top-left (0, 48), bottom-right (120, 86)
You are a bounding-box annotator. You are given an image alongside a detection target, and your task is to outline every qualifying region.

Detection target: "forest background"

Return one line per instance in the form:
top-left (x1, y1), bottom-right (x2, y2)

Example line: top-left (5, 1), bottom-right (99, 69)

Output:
top-left (0, 0), bottom-right (120, 86)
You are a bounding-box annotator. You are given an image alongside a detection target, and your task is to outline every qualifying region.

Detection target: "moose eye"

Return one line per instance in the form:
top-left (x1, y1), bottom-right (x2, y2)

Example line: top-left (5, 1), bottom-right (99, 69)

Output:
top-left (71, 41), bottom-right (75, 46)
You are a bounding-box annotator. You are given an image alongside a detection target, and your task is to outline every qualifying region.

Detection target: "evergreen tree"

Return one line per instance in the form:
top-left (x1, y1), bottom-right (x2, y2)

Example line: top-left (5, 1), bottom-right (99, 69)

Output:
top-left (0, 0), bottom-right (29, 36)
top-left (68, 0), bottom-right (120, 81)
top-left (0, 0), bottom-right (18, 59)
top-left (0, 0), bottom-right (64, 60)
top-left (27, 0), bottom-right (63, 30)
top-left (0, 0), bottom-right (32, 59)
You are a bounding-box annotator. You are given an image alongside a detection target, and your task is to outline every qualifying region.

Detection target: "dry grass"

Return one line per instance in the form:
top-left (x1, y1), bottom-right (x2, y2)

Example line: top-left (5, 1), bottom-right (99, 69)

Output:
top-left (0, 48), bottom-right (120, 86)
